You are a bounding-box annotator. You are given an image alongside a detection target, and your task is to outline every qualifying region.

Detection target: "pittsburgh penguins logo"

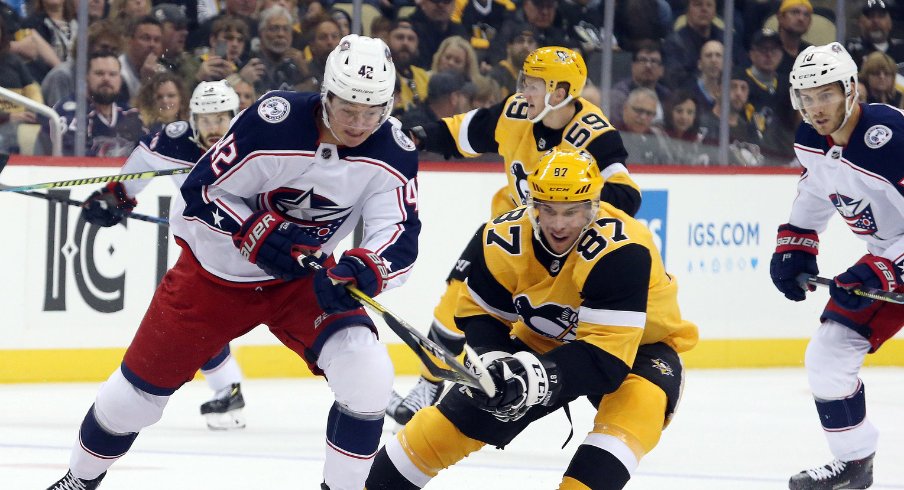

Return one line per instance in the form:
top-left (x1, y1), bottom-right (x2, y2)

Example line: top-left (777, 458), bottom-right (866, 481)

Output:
top-left (652, 358), bottom-right (674, 376)
top-left (514, 295), bottom-right (578, 341)
top-left (510, 161), bottom-right (530, 205)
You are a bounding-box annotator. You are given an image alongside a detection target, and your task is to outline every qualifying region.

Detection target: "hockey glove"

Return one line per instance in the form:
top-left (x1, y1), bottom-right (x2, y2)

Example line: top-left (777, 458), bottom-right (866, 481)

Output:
top-left (232, 210), bottom-right (322, 280)
top-left (471, 351), bottom-right (560, 423)
top-left (81, 182), bottom-right (137, 227)
top-left (769, 224), bottom-right (819, 301)
top-left (830, 254), bottom-right (902, 311)
top-left (403, 125), bottom-right (427, 151)
top-left (313, 248), bottom-right (389, 314)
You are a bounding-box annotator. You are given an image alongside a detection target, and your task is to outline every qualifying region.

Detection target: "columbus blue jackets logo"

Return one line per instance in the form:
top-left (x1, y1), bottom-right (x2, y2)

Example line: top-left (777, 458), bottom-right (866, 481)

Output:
top-left (261, 187), bottom-right (352, 243)
top-left (830, 193), bottom-right (878, 235)
top-left (514, 295), bottom-right (578, 341)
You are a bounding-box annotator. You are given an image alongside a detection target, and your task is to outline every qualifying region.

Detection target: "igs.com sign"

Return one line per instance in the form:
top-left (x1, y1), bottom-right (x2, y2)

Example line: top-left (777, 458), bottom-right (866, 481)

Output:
top-left (686, 220), bottom-right (761, 274)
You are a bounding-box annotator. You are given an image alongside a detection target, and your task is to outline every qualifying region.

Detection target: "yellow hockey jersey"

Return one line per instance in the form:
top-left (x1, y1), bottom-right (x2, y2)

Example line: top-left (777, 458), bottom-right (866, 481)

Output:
top-left (438, 94), bottom-right (641, 216)
top-left (455, 204), bottom-right (698, 394)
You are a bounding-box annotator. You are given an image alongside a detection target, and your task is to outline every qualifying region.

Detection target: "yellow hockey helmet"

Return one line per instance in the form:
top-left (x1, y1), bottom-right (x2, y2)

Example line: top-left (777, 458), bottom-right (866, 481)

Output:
top-left (521, 47), bottom-right (588, 99)
top-left (527, 148), bottom-right (602, 203)
top-left (526, 148), bottom-right (602, 257)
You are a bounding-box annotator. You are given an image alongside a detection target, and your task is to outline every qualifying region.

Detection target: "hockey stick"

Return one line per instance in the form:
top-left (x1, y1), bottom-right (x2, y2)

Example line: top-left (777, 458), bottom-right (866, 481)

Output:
top-left (0, 156), bottom-right (168, 226)
top-left (0, 166), bottom-right (191, 193)
top-left (798, 274), bottom-right (904, 305)
top-left (2, 186), bottom-right (169, 226)
top-left (294, 251), bottom-right (496, 396)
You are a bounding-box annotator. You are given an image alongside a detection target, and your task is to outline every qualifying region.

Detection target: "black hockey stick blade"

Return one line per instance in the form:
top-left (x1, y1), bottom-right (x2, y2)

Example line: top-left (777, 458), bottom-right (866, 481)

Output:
top-left (294, 251), bottom-right (496, 396)
top-left (0, 166), bottom-right (192, 193)
top-left (800, 274), bottom-right (904, 305)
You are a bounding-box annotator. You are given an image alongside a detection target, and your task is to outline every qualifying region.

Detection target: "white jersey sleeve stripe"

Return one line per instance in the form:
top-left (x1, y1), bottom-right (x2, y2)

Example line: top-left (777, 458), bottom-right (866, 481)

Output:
top-left (457, 109), bottom-right (479, 156)
top-left (579, 306), bottom-right (646, 328)
top-left (600, 162), bottom-right (629, 180)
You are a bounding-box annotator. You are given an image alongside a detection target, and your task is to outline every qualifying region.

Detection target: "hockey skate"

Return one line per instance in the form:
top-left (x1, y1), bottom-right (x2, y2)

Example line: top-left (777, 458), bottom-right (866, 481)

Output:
top-left (200, 383), bottom-right (246, 430)
top-left (386, 377), bottom-right (443, 425)
top-left (47, 470), bottom-right (106, 490)
top-left (788, 453), bottom-right (874, 489)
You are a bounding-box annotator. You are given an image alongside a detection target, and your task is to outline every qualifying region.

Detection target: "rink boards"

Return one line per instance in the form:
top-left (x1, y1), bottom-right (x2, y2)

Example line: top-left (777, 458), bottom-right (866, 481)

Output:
top-left (2, 157), bottom-right (902, 383)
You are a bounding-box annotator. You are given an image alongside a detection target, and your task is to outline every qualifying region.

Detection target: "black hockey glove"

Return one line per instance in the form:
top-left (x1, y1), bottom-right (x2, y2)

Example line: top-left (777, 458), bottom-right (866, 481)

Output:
top-left (830, 254), bottom-right (902, 311)
top-left (403, 125), bottom-right (427, 151)
top-left (81, 182), bottom-right (137, 227)
top-left (769, 224), bottom-right (819, 301)
top-left (232, 210), bottom-right (323, 280)
top-left (313, 248), bottom-right (388, 314)
top-left (471, 351), bottom-right (560, 422)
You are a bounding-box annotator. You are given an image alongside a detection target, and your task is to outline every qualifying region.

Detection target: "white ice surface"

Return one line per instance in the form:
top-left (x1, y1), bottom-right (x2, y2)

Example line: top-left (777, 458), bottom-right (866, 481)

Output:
top-left (3, 369), bottom-right (904, 489)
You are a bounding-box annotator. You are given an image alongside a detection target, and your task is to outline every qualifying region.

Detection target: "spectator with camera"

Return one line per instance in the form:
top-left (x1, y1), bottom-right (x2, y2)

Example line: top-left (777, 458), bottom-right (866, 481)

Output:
top-left (249, 5), bottom-right (308, 92)
top-left (196, 15), bottom-right (264, 88)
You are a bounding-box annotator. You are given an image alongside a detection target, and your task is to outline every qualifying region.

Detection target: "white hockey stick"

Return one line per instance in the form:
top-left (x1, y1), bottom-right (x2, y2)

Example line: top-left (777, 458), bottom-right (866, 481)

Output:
top-left (295, 251), bottom-right (496, 396)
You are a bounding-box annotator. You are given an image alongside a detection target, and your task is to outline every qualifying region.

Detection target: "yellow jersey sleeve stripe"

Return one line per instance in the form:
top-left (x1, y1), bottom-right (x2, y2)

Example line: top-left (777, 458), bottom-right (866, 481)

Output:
top-left (579, 306), bottom-right (646, 328)
top-left (467, 282), bottom-right (519, 322)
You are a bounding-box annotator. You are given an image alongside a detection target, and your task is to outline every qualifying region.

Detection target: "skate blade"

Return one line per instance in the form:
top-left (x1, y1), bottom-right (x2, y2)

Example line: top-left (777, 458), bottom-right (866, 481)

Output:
top-left (205, 409), bottom-right (247, 430)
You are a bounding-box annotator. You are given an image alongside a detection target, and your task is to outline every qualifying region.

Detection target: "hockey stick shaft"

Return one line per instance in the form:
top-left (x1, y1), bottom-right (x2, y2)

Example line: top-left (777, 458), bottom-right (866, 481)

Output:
top-left (0, 167), bottom-right (192, 193)
top-left (7, 188), bottom-right (169, 226)
top-left (294, 251), bottom-right (495, 396)
top-left (799, 274), bottom-right (904, 305)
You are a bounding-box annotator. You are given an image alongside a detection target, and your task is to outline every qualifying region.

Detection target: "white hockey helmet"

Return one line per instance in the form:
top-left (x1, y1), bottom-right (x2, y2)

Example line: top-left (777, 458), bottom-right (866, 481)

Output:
top-left (789, 42), bottom-right (859, 128)
top-left (189, 80), bottom-right (240, 143)
top-left (320, 34), bottom-right (396, 131)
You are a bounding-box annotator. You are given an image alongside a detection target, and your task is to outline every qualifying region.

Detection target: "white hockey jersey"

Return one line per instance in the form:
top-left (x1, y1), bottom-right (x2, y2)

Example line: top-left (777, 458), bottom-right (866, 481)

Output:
top-left (171, 91), bottom-right (421, 286)
top-left (791, 103), bottom-right (904, 276)
top-left (118, 120), bottom-right (199, 197)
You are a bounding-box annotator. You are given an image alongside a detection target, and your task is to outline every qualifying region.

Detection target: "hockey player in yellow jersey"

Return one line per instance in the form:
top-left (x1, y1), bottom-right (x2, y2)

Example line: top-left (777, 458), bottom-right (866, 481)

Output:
top-left (368, 149), bottom-right (698, 490)
top-left (386, 46), bottom-right (643, 424)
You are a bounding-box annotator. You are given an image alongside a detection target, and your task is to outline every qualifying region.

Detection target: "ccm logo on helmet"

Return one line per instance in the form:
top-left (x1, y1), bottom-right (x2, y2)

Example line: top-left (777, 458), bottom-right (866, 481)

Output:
top-left (239, 214), bottom-right (277, 259)
top-left (548, 186), bottom-right (571, 191)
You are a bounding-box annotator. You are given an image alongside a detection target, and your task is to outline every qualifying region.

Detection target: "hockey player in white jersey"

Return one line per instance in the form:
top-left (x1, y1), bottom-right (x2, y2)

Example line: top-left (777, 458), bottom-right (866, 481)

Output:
top-left (48, 34), bottom-right (420, 490)
top-left (81, 80), bottom-right (248, 431)
top-left (770, 42), bottom-right (904, 490)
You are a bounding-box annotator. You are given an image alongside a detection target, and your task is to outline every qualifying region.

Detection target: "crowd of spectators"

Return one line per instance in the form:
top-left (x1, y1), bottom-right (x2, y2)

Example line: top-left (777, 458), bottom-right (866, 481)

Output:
top-left (0, 0), bottom-right (902, 165)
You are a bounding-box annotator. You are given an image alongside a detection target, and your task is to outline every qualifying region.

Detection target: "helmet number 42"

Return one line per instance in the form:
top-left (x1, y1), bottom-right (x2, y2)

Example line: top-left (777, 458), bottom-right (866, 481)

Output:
top-left (358, 65), bottom-right (373, 79)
